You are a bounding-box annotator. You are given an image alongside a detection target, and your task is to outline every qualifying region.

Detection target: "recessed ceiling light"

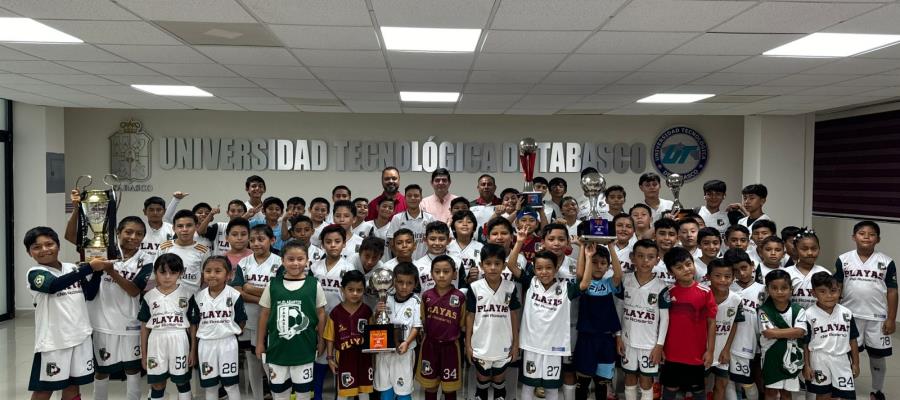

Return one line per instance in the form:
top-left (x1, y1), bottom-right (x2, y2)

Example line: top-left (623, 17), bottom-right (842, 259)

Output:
top-left (399, 91), bottom-right (460, 102)
top-left (381, 27), bottom-right (481, 52)
top-left (763, 32), bottom-right (900, 57)
top-left (0, 18), bottom-right (82, 43)
top-left (637, 93), bottom-right (714, 103)
top-left (131, 85), bottom-right (214, 97)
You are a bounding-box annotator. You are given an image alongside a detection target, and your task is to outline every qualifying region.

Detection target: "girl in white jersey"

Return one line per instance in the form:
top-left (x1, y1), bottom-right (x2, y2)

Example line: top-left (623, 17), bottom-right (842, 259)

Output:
top-left (89, 217), bottom-right (154, 400)
top-left (25, 227), bottom-right (104, 400)
top-left (449, 210), bottom-right (483, 289)
top-left (783, 229), bottom-right (830, 309)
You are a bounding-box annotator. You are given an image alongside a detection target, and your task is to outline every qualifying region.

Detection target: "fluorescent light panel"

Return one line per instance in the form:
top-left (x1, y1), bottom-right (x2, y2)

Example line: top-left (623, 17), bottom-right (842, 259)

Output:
top-left (399, 91), bottom-right (460, 102)
top-left (637, 93), bottom-right (714, 103)
top-left (381, 27), bottom-right (481, 52)
top-left (764, 32), bottom-right (900, 57)
top-left (0, 18), bottom-right (82, 43)
top-left (131, 85), bottom-right (214, 97)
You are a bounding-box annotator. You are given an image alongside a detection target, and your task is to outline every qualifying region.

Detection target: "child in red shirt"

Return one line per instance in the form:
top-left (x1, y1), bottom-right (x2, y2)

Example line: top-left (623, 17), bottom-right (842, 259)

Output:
top-left (659, 246), bottom-right (717, 400)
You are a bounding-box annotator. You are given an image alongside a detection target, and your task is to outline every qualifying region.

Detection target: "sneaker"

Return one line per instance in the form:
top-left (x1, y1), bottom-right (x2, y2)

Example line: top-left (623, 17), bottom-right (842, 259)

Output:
top-left (871, 391), bottom-right (886, 400)
top-left (652, 382), bottom-right (661, 400)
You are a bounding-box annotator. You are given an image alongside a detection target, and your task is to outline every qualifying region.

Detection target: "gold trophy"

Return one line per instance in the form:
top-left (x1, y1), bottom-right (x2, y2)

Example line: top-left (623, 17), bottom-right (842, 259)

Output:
top-left (76, 174), bottom-right (119, 259)
top-left (362, 268), bottom-right (402, 353)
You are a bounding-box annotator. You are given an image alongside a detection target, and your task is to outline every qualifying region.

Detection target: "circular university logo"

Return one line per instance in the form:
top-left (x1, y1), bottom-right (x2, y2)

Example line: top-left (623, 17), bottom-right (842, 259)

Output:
top-left (652, 126), bottom-right (709, 181)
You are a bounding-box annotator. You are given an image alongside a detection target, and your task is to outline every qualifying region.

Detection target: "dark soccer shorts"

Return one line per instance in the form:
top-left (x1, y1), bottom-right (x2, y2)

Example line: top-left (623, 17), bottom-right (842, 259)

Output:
top-left (416, 338), bottom-right (462, 392)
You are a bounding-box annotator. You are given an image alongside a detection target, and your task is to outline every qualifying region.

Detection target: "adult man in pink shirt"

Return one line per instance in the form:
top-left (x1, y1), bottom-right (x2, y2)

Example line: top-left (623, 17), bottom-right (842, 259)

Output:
top-left (420, 168), bottom-right (457, 223)
top-left (367, 166), bottom-right (407, 221)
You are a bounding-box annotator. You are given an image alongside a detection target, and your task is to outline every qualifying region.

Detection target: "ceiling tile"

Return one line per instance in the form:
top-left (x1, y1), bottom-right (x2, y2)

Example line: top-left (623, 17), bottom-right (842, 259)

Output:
top-left (251, 78), bottom-right (328, 91)
top-left (833, 75), bottom-right (900, 87)
top-left (226, 65), bottom-right (313, 79)
top-left (311, 67), bottom-right (391, 81)
top-left (0, 61), bottom-right (83, 74)
top-left (176, 76), bottom-right (257, 87)
top-left (269, 26), bottom-right (379, 50)
top-left (63, 84), bottom-right (144, 95)
top-left (458, 94), bottom-right (523, 104)
top-left (391, 69), bottom-right (469, 83)
top-left (98, 45), bottom-right (211, 64)
top-left (3, 44), bottom-right (122, 62)
top-left (396, 82), bottom-right (463, 92)
top-left (24, 74), bottom-right (117, 85)
top-left (455, 108), bottom-right (510, 114)
top-left (722, 57), bottom-right (829, 74)
top-left (60, 61), bottom-right (160, 75)
top-left (0, 0), bottom-right (138, 20)
top-left (713, 2), bottom-right (881, 34)
top-left (672, 33), bottom-right (804, 56)
top-left (335, 92), bottom-right (397, 101)
top-left (402, 107), bottom-right (454, 114)
top-left (529, 84), bottom-right (604, 95)
top-left (793, 86), bottom-right (876, 96)
top-left (669, 85), bottom-right (747, 94)
top-left (242, 0), bottom-right (372, 25)
top-left (763, 74), bottom-right (861, 87)
top-left (492, 0), bottom-right (627, 30)
top-left (616, 72), bottom-right (707, 85)
top-left (474, 53), bottom-right (566, 71)
top-left (505, 108), bottom-right (559, 115)
top-left (143, 63), bottom-right (236, 77)
top-left (291, 49), bottom-right (386, 68)
top-left (463, 83), bottom-right (534, 94)
top-left (116, 0), bottom-right (255, 23)
top-left (690, 73), bottom-right (784, 85)
top-left (0, 46), bottom-right (40, 61)
top-left (541, 71), bottom-right (627, 85)
top-left (205, 87), bottom-right (272, 97)
top-left (640, 55), bottom-right (747, 73)
top-left (373, 0), bottom-right (493, 28)
top-left (38, 20), bottom-right (181, 45)
top-left (223, 96), bottom-right (287, 105)
top-left (603, 0), bottom-right (754, 32)
top-left (854, 87), bottom-right (900, 97)
top-left (196, 46), bottom-right (300, 66)
top-left (578, 31), bottom-right (697, 54)
top-left (298, 105), bottom-right (350, 113)
top-left (514, 94), bottom-right (583, 108)
top-left (344, 100), bottom-right (402, 113)
top-left (0, 74), bottom-right (50, 85)
top-left (387, 52), bottom-right (474, 70)
top-left (825, 4), bottom-right (900, 34)
top-left (101, 75), bottom-right (184, 85)
top-left (557, 54), bottom-right (657, 71)
top-left (801, 59), bottom-right (900, 75)
top-left (592, 85), bottom-right (671, 95)
top-left (325, 80), bottom-right (395, 92)
top-left (468, 70), bottom-right (547, 83)
top-left (728, 86), bottom-right (806, 95)
top-left (242, 104), bottom-right (298, 112)
top-left (481, 30), bottom-right (591, 54)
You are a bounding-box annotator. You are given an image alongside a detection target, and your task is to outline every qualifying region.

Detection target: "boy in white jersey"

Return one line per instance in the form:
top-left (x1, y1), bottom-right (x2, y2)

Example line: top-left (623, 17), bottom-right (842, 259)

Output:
top-left (374, 263), bottom-right (423, 400)
top-left (783, 229), bottom-right (829, 309)
top-left (723, 249), bottom-right (764, 400)
top-left (159, 210), bottom-right (210, 294)
top-left (289, 215), bottom-right (326, 262)
top-left (736, 184), bottom-right (770, 232)
top-left (695, 227), bottom-right (722, 285)
top-left (388, 184), bottom-right (435, 260)
top-left (141, 196), bottom-right (174, 261)
top-left (25, 227), bottom-right (104, 399)
top-left (834, 220), bottom-right (897, 400)
top-left (232, 224), bottom-right (280, 400)
top-left (677, 218), bottom-right (702, 260)
top-left (509, 250), bottom-right (592, 400)
top-left (803, 272), bottom-right (860, 400)
top-left (616, 239), bottom-right (669, 400)
top-left (198, 199), bottom-right (249, 256)
top-left (705, 259), bottom-right (744, 400)
top-left (466, 244), bottom-right (521, 400)
top-left (89, 217), bottom-right (153, 400)
top-left (698, 180), bottom-right (730, 239)
top-left (188, 256), bottom-right (247, 400)
top-left (138, 254), bottom-right (196, 400)
top-left (637, 173), bottom-right (674, 222)
top-left (650, 218), bottom-right (679, 286)
top-left (385, 228), bottom-right (417, 271)
top-left (415, 221), bottom-right (462, 293)
top-left (449, 210), bottom-right (483, 289)
top-left (755, 236), bottom-right (788, 284)
top-left (311, 224), bottom-right (360, 400)
top-left (333, 200), bottom-right (364, 259)
top-left (356, 197), bottom-right (395, 262)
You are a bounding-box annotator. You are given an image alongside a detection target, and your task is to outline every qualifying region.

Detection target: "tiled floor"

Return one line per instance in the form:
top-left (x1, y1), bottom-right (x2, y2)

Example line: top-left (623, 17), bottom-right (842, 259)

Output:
top-left (2, 311), bottom-right (896, 399)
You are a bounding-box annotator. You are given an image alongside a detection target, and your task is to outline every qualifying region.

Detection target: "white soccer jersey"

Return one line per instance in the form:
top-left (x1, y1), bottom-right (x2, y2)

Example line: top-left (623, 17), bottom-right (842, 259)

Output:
top-left (387, 210), bottom-right (435, 260)
top-left (730, 281), bottom-right (766, 358)
top-left (308, 244), bottom-right (326, 263)
top-left (652, 259), bottom-right (675, 286)
top-left (694, 257), bottom-right (710, 286)
top-left (414, 253), bottom-right (462, 293)
top-left (205, 221), bottom-right (231, 256)
top-left (190, 285), bottom-right (245, 340)
top-left (341, 234), bottom-right (363, 259)
top-left (520, 275), bottom-right (577, 356)
top-left (158, 240), bottom-right (210, 294)
top-left (386, 294), bottom-right (423, 351)
top-left (28, 263), bottom-right (94, 352)
top-left (649, 198), bottom-right (674, 222)
top-left (614, 242), bottom-right (634, 274)
top-left (738, 214), bottom-right (771, 230)
top-left (448, 239), bottom-right (483, 278)
top-left (758, 304), bottom-right (807, 356)
top-left (784, 265), bottom-right (830, 309)
top-left (698, 206), bottom-right (729, 238)
top-left (576, 195), bottom-right (610, 220)
top-left (236, 252), bottom-right (282, 331)
top-left (554, 256), bottom-right (579, 285)
top-left (712, 292), bottom-right (743, 368)
top-left (141, 221), bottom-right (173, 260)
top-left (805, 303), bottom-right (857, 356)
top-left (469, 205), bottom-right (496, 229)
top-left (836, 250), bottom-right (897, 321)
top-left (618, 274), bottom-right (669, 350)
top-left (89, 250), bottom-right (153, 335)
top-left (310, 257), bottom-right (359, 313)
top-left (356, 220), bottom-right (392, 261)
top-left (311, 223), bottom-right (326, 247)
top-left (139, 285), bottom-right (193, 331)
top-left (467, 279), bottom-right (520, 361)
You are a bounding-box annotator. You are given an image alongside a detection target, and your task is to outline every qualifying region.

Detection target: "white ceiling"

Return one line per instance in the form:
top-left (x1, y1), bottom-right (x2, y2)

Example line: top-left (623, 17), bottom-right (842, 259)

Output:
top-left (0, 0), bottom-right (899, 115)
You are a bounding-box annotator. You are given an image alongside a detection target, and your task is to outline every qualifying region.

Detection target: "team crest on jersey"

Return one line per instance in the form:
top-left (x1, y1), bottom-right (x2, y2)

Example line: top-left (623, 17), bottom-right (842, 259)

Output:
top-left (663, 291), bottom-right (673, 303)
top-left (341, 372), bottom-right (355, 388)
top-left (147, 357), bottom-right (158, 370)
top-left (727, 308), bottom-right (735, 318)
top-left (269, 367), bottom-right (277, 381)
top-left (647, 293), bottom-right (658, 305)
top-left (202, 362), bottom-right (213, 376)
top-left (810, 318), bottom-right (817, 325)
top-left (814, 370), bottom-right (826, 383)
top-left (759, 312), bottom-right (770, 323)
top-left (34, 274), bottom-right (45, 288)
top-left (276, 302), bottom-right (309, 339)
top-left (878, 262), bottom-right (887, 270)
top-left (152, 301), bottom-right (160, 309)
top-left (450, 295), bottom-right (460, 306)
top-left (569, 263), bottom-right (576, 275)
top-left (46, 362), bottom-right (60, 377)
top-left (422, 360), bottom-right (433, 375)
top-left (404, 307), bottom-right (413, 318)
top-left (843, 312), bottom-right (851, 322)
top-left (526, 361), bottom-right (537, 374)
top-left (717, 219), bottom-right (725, 227)
top-left (227, 297), bottom-right (234, 307)
top-left (397, 377), bottom-right (404, 386)
top-left (179, 297), bottom-right (188, 308)
top-left (357, 319), bottom-right (367, 333)
top-left (99, 348), bottom-right (111, 360)
top-left (758, 292), bottom-right (766, 304)
top-left (504, 293), bottom-right (512, 305)
top-left (555, 285), bottom-right (562, 296)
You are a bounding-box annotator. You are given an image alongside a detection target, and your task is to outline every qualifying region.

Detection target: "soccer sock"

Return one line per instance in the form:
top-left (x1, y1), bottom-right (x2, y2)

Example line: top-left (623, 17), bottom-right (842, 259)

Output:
top-left (94, 377), bottom-right (109, 400)
top-left (563, 384), bottom-right (576, 400)
top-left (313, 362), bottom-right (328, 400)
top-left (126, 373), bottom-right (142, 400)
top-left (425, 391), bottom-right (438, 400)
top-left (740, 383), bottom-right (758, 400)
top-left (475, 379), bottom-right (490, 400)
top-left (246, 351), bottom-right (264, 400)
top-left (871, 355), bottom-right (887, 392)
top-left (150, 387), bottom-right (166, 399)
top-left (296, 391), bottom-right (312, 400)
top-left (177, 383), bottom-right (192, 400)
top-left (661, 388), bottom-right (678, 400)
top-left (544, 388), bottom-right (559, 400)
top-left (360, 394), bottom-right (371, 400)
top-left (224, 384), bottom-right (241, 400)
top-left (521, 384), bottom-right (535, 400)
top-left (272, 389), bottom-right (292, 400)
top-left (493, 381), bottom-right (507, 400)
top-left (575, 376), bottom-right (591, 400)
top-left (506, 368), bottom-right (519, 400)
top-left (206, 386), bottom-right (220, 400)
top-left (593, 377), bottom-right (608, 400)
top-left (624, 385), bottom-right (638, 400)
top-left (639, 387), bottom-right (653, 400)
top-left (443, 391), bottom-right (457, 400)
top-left (724, 382), bottom-right (737, 400)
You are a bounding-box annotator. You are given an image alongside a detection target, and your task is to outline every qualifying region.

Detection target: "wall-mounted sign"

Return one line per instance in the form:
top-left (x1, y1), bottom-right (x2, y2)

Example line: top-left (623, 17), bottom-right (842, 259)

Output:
top-left (652, 126), bottom-right (709, 181)
top-left (110, 119), bottom-right (154, 192)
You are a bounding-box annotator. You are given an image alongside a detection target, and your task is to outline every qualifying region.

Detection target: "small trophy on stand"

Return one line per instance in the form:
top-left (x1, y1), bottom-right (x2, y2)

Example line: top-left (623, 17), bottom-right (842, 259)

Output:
top-left (518, 138), bottom-right (543, 208)
top-left (665, 173), bottom-right (688, 219)
top-left (76, 174), bottom-right (120, 260)
top-left (363, 268), bottom-right (402, 353)
top-left (577, 171), bottom-right (615, 244)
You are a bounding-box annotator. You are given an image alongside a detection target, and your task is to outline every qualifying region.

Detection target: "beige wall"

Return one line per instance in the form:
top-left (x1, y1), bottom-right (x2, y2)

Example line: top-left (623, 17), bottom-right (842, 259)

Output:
top-left (64, 109), bottom-right (745, 219)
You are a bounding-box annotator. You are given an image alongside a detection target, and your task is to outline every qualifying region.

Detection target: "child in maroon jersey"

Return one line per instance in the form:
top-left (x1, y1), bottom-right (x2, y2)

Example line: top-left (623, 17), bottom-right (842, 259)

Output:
top-left (417, 255), bottom-right (466, 400)
top-left (324, 270), bottom-right (374, 400)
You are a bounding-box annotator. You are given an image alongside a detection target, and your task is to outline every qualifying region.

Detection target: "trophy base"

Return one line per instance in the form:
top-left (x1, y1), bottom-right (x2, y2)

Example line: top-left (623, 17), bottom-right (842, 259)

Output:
top-left (362, 323), bottom-right (399, 353)
top-left (84, 246), bottom-right (108, 260)
top-left (580, 235), bottom-right (616, 244)
top-left (522, 191), bottom-right (543, 208)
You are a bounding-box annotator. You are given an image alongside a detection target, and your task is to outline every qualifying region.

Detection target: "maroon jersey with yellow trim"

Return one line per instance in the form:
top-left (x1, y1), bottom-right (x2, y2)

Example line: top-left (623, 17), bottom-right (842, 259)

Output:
top-left (422, 287), bottom-right (466, 342)
top-left (330, 303), bottom-right (373, 352)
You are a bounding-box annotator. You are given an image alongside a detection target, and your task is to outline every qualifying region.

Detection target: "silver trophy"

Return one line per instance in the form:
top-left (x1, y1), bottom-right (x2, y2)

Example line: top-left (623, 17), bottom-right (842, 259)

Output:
top-left (578, 172), bottom-right (615, 243)
top-left (363, 268), bottom-right (400, 352)
top-left (369, 268), bottom-right (394, 325)
top-left (518, 138), bottom-right (543, 208)
top-left (665, 173), bottom-right (685, 216)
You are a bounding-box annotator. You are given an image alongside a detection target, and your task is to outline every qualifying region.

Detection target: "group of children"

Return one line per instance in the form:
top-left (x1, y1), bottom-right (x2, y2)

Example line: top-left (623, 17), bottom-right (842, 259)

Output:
top-left (24, 171), bottom-right (896, 400)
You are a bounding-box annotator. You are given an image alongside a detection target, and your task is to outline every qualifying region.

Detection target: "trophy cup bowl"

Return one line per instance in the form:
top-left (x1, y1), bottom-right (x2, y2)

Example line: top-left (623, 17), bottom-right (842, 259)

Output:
top-left (81, 189), bottom-right (111, 259)
top-left (518, 137), bottom-right (543, 208)
top-left (578, 172), bottom-right (615, 244)
top-left (518, 138), bottom-right (538, 155)
top-left (665, 173), bottom-right (685, 216)
top-left (363, 268), bottom-right (400, 353)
